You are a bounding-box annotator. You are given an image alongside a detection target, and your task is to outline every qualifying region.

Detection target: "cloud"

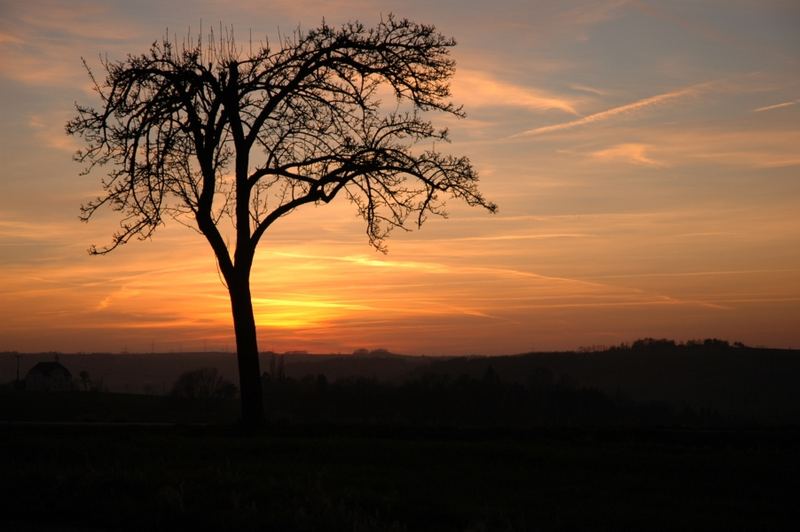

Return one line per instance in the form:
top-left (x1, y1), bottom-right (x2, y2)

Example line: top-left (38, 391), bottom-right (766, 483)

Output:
top-left (0, 31), bottom-right (23, 45)
top-left (655, 128), bottom-right (800, 169)
top-left (630, 0), bottom-right (739, 47)
top-left (15, 3), bottom-right (136, 41)
top-left (515, 82), bottom-right (712, 137)
top-left (590, 267), bottom-right (800, 280)
top-left (451, 233), bottom-right (592, 242)
top-left (555, 0), bottom-right (632, 41)
top-left (96, 295), bottom-right (112, 310)
top-left (0, 1), bottom-right (139, 87)
top-left (29, 114), bottom-right (78, 152)
top-left (569, 83), bottom-right (609, 96)
top-left (753, 100), bottom-right (799, 113)
top-left (591, 143), bottom-right (665, 167)
top-left (0, 214), bottom-right (76, 242)
top-left (452, 69), bottom-right (579, 115)
top-left (273, 251), bottom-right (451, 273)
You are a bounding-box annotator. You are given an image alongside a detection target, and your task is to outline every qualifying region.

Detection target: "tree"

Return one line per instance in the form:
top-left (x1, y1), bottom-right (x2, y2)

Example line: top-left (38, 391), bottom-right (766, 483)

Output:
top-left (171, 368), bottom-right (238, 400)
top-left (79, 370), bottom-right (91, 391)
top-left (67, 16), bottom-right (496, 428)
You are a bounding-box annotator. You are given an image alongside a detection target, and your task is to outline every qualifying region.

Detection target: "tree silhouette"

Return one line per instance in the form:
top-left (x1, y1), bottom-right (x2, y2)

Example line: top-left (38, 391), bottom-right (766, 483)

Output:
top-left (79, 370), bottom-right (91, 391)
top-left (67, 16), bottom-right (496, 427)
top-left (171, 368), bottom-right (237, 400)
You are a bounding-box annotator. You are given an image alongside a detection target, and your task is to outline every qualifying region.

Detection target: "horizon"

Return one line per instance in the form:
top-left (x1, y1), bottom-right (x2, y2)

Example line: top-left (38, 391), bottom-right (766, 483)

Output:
top-left (2, 336), bottom-right (791, 359)
top-left (1, 1), bottom-right (799, 355)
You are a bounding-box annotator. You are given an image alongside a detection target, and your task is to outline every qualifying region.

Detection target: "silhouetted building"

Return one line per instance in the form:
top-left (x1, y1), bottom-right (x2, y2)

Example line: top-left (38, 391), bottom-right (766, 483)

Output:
top-left (25, 360), bottom-right (74, 391)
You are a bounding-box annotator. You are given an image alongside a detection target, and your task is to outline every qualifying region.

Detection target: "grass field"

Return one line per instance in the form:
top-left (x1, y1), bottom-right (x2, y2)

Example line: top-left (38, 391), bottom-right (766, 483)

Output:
top-left (2, 423), bottom-right (798, 531)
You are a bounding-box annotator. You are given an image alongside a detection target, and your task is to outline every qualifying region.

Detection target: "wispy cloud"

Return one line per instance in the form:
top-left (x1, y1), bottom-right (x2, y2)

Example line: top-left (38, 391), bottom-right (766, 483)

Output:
top-left (452, 69), bottom-right (580, 115)
top-left (515, 82), bottom-right (712, 137)
top-left (557, 0), bottom-right (632, 40)
top-left (630, 0), bottom-right (738, 47)
top-left (591, 143), bottom-right (664, 167)
top-left (272, 251), bottom-right (450, 273)
top-left (753, 100), bottom-right (799, 113)
top-left (588, 268), bottom-right (800, 280)
top-left (29, 114), bottom-right (78, 152)
top-left (0, 31), bottom-right (23, 45)
top-left (0, 1), bottom-right (139, 87)
top-left (569, 83), bottom-right (609, 96)
top-left (0, 215), bottom-right (75, 242)
top-left (451, 233), bottom-right (592, 242)
top-left (658, 128), bottom-right (800, 169)
top-left (551, 124), bottom-right (800, 170)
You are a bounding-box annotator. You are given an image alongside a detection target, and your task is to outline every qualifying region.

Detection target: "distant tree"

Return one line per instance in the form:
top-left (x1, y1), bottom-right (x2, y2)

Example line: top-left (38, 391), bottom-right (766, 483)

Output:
top-left (352, 348), bottom-right (393, 357)
top-left (631, 338), bottom-right (676, 351)
top-left (526, 367), bottom-right (554, 391)
top-left (171, 368), bottom-right (238, 400)
top-left (67, 16), bottom-right (496, 427)
top-left (79, 370), bottom-right (91, 391)
top-left (315, 373), bottom-right (328, 392)
top-left (702, 338), bottom-right (730, 349)
top-left (482, 364), bottom-right (500, 385)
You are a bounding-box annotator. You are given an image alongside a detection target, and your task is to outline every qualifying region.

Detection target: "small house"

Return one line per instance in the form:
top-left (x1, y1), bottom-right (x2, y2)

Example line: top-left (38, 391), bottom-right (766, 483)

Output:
top-left (25, 360), bottom-right (74, 391)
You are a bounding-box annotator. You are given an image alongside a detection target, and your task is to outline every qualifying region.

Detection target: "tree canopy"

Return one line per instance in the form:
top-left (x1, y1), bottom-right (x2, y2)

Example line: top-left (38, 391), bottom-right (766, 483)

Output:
top-left (68, 17), bottom-right (495, 264)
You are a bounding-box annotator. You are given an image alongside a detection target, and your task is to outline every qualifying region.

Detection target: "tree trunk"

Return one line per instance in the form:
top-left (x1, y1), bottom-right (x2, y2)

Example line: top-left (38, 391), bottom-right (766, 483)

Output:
top-left (229, 274), bottom-right (265, 429)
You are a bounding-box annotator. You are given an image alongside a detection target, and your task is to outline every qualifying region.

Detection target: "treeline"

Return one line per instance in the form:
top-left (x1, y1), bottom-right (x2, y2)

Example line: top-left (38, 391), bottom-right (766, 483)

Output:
top-left (258, 366), bottom-right (725, 428)
top-left (412, 339), bottom-right (800, 425)
top-left (4, 339), bottom-right (799, 426)
top-left (252, 338), bottom-right (800, 427)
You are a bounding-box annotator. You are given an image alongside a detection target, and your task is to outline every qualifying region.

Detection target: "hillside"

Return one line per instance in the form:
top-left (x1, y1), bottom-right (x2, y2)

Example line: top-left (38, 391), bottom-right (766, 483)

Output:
top-left (3, 340), bottom-right (799, 424)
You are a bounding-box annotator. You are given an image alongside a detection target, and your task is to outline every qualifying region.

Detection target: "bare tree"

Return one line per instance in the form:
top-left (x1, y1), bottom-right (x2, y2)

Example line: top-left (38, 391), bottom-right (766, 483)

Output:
top-left (67, 16), bottom-right (496, 428)
top-left (171, 368), bottom-right (238, 400)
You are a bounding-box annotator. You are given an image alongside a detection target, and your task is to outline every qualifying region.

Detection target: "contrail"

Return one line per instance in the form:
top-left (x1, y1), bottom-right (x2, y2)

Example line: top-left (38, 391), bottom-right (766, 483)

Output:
top-left (514, 81), bottom-right (714, 137)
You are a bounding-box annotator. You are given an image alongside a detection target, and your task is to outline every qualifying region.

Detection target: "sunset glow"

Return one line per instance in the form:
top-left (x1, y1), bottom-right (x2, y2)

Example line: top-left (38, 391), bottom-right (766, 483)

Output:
top-left (1, 1), bottom-right (798, 354)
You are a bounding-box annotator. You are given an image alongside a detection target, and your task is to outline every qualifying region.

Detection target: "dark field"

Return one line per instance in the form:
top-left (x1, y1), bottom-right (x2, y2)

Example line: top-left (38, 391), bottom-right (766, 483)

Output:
top-left (3, 341), bottom-right (799, 530)
top-left (2, 423), bottom-right (799, 531)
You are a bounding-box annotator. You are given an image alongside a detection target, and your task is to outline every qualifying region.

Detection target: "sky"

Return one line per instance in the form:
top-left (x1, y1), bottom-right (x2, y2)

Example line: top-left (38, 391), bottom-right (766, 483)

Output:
top-left (0, 0), bottom-right (798, 355)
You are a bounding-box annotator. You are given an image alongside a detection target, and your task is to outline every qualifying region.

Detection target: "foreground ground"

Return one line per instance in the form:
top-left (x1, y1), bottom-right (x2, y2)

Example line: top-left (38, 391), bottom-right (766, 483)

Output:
top-left (1, 423), bottom-right (798, 531)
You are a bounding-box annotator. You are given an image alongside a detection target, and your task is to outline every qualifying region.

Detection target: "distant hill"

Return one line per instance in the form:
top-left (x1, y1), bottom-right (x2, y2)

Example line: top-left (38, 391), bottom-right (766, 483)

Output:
top-left (413, 340), bottom-right (800, 424)
top-left (1, 352), bottom-right (243, 394)
top-left (0, 350), bottom-right (434, 394)
top-left (3, 340), bottom-right (799, 424)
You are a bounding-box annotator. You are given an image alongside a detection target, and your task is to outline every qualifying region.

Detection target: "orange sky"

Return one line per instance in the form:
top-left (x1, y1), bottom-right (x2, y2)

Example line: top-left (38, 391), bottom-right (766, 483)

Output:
top-left (1, 1), bottom-right (799, 354)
